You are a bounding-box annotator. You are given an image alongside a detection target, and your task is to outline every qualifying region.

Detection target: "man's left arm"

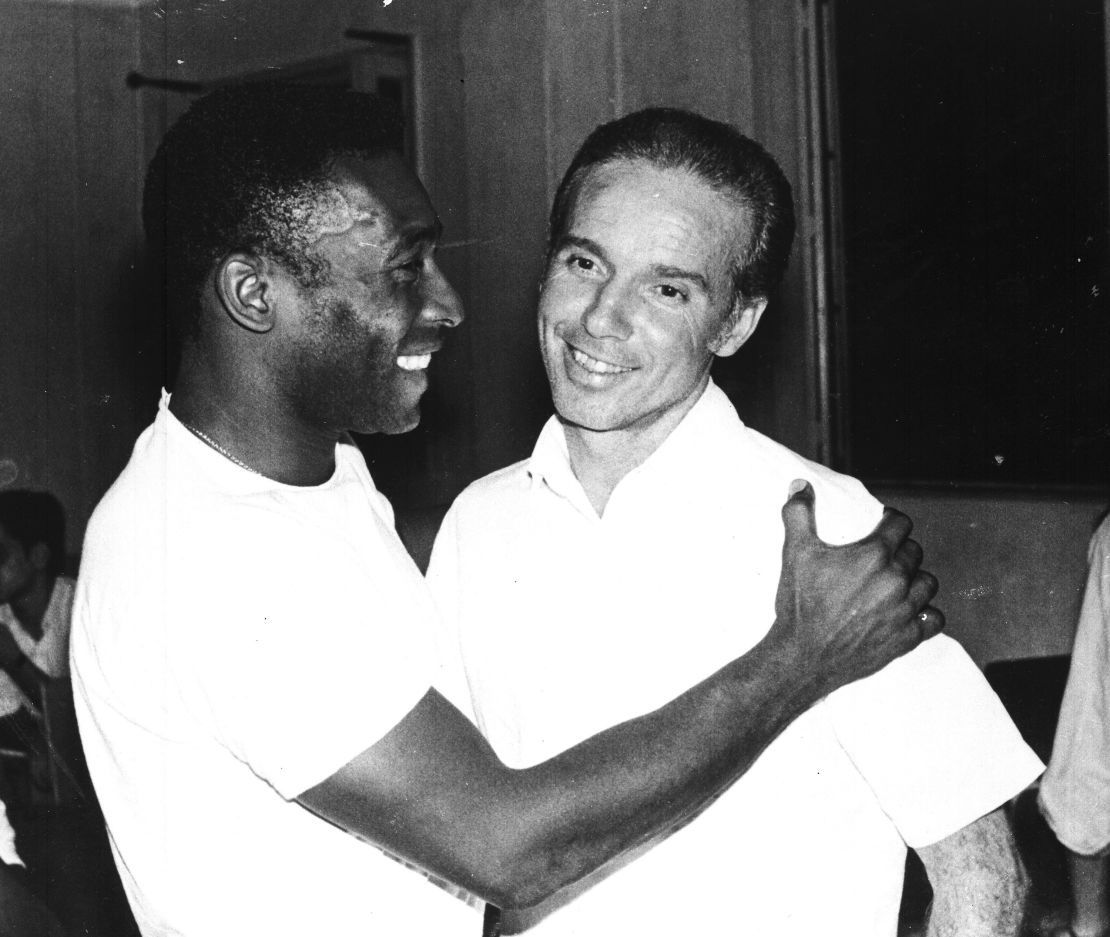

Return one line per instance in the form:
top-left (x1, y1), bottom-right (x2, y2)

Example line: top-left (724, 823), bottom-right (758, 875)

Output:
top-left (916, 807), bottom-right (1029, 937)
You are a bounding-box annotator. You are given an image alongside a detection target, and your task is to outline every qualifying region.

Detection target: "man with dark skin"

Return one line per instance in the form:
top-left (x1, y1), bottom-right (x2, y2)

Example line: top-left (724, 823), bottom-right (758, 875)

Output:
top-left (71, 85), bottom-right (942, 937)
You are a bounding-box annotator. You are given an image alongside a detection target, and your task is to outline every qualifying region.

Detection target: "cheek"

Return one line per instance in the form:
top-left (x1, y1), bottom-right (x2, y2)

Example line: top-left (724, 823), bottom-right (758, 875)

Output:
top-left (541, 273), bottom-right (592, 321)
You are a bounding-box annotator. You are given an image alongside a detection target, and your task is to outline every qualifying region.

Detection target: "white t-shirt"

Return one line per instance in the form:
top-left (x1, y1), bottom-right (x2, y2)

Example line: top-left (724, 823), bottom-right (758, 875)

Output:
top-left (428, 380), bottom-right (1042, 937)
top-left (1040, 514), bottom-right (1110, 855)
top-left (0, 576), bottom-right (74, 718)
top-left (71, 392), bottom-right (477, 937)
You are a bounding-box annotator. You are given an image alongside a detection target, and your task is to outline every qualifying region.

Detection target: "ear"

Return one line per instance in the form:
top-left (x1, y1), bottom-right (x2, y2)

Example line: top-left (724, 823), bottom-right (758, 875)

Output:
top-left (215, 254), bottom-right (275, 334)
top-left (708, 297), bottom-right (768, 357)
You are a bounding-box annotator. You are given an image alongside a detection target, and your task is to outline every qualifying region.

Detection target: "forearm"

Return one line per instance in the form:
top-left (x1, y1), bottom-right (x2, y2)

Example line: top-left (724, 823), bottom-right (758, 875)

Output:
top-left (303, 635), bottom-right (822, 911)
top-left (1065, 849), bottom-right (1110, 937)
top-left (919, 809), bottom-right (1028, 937)
top-left (473, 635), bottom-right (823, 907)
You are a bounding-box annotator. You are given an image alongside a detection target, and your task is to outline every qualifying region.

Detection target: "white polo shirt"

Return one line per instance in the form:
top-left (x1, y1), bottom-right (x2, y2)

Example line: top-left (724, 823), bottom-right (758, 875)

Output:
top-left (72, 393), bottom-right (478, 937)
top-left (428, 380), bottom-right (1042, 936)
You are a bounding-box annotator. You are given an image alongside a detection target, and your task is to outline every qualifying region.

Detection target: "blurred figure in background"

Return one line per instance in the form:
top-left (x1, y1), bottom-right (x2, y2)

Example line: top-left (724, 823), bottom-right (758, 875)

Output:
top-left (1040, 512), bottom-right (1110, 937)
top-left (0, 795), bottom-right (67, 936)
top-left (0, 490), bottom-right (72, 799)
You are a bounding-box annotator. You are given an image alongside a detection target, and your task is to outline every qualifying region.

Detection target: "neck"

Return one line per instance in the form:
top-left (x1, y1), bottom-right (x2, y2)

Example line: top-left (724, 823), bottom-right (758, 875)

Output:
top-left (562, 377), bottom-right (711, 516)
top-left (10, 574), bottom-right (53, 640)
top-left (562, 430), bottom-right (644, 516)
top-left (171, 359), bottom-right (339, 487)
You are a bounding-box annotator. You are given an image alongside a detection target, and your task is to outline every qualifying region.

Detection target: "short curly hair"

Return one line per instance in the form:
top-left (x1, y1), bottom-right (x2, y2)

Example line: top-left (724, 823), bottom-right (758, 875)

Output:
top-left (143, 82), bottom-right (404, 342)
top-left (548, 107), bottom-right (795, 306)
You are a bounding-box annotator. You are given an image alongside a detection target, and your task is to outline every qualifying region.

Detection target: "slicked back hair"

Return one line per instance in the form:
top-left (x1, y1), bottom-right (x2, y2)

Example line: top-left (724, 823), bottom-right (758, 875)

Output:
top-left (143, 82), bottom-right (404, 343)
top-left (0, 490), bottom-right (66, 576)
top-left (548, 107), bottom-right (795, 307)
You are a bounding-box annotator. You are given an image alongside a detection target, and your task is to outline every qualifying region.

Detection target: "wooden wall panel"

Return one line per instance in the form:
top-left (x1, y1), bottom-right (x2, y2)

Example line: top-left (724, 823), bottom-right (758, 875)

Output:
top-left (736, 2), bottom-right (819, 458)
top-left (542, 1), bottom-right (618, 201)
top-left (0, 2), bottom-right (79, 498)
top-left (615, 0), bottom-right (757, 124)
top-left (458, 0), bottom-right (552, 477)
top-left (0, 0), bottom-right (145, 557)
top-left (72, 4), bottom-right (153, 541)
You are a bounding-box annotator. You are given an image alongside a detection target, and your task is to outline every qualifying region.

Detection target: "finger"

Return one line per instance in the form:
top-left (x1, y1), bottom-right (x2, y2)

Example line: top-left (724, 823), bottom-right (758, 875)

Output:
top-left (905, 569), bottom-right (940, 612)
top-left (868, 507), bottom-right (913, 555)
top-left (781, 480), bottom-right (819, 544)
top-left (892, 538), bottom-right (924, 577)
top-left (914, 605), bottom-right (946, 641)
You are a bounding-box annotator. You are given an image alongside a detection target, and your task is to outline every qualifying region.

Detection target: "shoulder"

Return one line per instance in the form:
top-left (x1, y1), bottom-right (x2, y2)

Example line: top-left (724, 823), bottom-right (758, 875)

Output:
top-left (730, 425), bottom-right (882, 544)
top-left (445, 458), bottom-right (532, 524)
top-left (456, 458), bottom-right (532, 502)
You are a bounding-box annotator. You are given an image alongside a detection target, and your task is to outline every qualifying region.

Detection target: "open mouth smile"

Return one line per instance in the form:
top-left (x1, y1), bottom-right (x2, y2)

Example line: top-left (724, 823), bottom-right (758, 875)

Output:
top-left (568, 346), bottom-right (633, 375)
top-left (396, 354), bottom-right (432, 371)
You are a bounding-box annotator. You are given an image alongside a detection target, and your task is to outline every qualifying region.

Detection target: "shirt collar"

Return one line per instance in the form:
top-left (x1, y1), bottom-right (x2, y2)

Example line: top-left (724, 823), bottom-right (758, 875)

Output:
top-left (525, 379), bottom-right (743, 506)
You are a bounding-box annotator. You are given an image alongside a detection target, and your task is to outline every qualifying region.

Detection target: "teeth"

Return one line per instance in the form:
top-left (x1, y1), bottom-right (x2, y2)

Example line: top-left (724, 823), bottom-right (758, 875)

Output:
top-left (397, 354), bottom-right (432, 371)
top-left (571, 348), bottom-right (631, 374)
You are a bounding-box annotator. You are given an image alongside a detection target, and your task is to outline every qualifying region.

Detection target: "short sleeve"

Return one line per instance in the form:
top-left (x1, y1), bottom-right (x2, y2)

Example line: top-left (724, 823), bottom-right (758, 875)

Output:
top-left (825, 635), bottom-right (1044, 848)
top-left (1039, 518), bottom-right (1110, 854)
top-left (174, 506), bottom-right (435, 800)
top-left (425, 505), bottom-right (480, 723)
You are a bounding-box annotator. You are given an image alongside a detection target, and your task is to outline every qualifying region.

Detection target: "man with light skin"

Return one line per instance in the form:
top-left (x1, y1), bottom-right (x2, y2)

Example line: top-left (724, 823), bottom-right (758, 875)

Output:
top-left (71, 85), bottom-right (943, 937)
top-left (428, 108), bottom-right (1044, 936)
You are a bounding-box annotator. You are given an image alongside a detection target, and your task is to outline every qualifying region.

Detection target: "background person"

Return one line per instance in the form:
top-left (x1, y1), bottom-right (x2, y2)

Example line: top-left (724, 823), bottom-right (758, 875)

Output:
top-left (0, 490), bottom-right (72, 799)
top-left (1040, 512), bottom-right (1110, 937)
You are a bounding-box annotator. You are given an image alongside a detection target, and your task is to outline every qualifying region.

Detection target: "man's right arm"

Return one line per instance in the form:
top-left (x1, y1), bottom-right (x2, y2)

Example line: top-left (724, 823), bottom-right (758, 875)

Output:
top-left (298, 482), bottom-right (943, 911)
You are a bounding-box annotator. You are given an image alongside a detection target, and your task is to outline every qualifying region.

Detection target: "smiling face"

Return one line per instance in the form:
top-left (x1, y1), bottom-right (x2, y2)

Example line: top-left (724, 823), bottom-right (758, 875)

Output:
top-left (275, 153), bottom-right (464, 436)
top-left (539, 159), bottom-right (764, 449)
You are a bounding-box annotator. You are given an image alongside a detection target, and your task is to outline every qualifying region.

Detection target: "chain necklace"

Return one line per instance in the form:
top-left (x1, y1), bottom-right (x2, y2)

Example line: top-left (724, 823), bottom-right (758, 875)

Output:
top-left (180, 421), bottom-right (263, 476)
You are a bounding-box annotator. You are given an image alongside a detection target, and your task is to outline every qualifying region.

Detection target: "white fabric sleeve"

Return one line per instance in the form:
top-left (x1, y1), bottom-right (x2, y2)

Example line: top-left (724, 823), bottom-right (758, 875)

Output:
top-left (424, 505), bottom-right (480, 724)
top-left (1039, 517), bottom-right (1110, 855)
top-left (176, 511), bottom-right (434, 800)
top-left (826, 634), bottom-right (1044, 848)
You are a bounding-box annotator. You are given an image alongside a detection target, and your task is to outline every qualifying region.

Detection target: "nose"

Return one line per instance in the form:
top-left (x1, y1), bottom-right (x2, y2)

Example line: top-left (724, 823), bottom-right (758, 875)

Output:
top-left (581, 280), bottom-right (632, 341)
top-left (422, 259), bottom-right (465, 328)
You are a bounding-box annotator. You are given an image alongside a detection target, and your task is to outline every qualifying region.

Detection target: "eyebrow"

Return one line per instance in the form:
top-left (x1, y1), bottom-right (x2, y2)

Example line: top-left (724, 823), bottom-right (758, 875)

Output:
top-left (389, 219), bottom-right (444, 259)
top-left (557, 235), bottom-right (711, 294)
top-left (649, 264), bottom-right (710, 294)
top-left (557, 234), bottom-right (606, 260)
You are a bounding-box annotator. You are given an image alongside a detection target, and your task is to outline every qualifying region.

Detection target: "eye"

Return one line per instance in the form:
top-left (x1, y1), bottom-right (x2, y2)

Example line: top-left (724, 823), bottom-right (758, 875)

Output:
top-left (655, 283), bottom-right (688, 302)
top-left (563, 252), bottom-right (602, 276)
top-left (392, 255), bottom-right (426, 283)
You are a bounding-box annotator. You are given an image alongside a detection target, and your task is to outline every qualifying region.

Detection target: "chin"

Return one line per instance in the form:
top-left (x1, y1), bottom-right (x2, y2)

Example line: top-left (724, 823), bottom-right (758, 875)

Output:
top-left (375, 405), bottom-right (422, 436)
top-left (381, 418), bottom-right (420, 436)
top-left (553, 400), bottom-right (623, 433)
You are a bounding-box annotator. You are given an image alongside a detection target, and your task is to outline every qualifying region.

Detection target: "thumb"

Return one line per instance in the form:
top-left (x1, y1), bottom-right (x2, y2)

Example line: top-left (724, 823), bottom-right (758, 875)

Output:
top-left (782, 479), bottom-right (818, 545)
